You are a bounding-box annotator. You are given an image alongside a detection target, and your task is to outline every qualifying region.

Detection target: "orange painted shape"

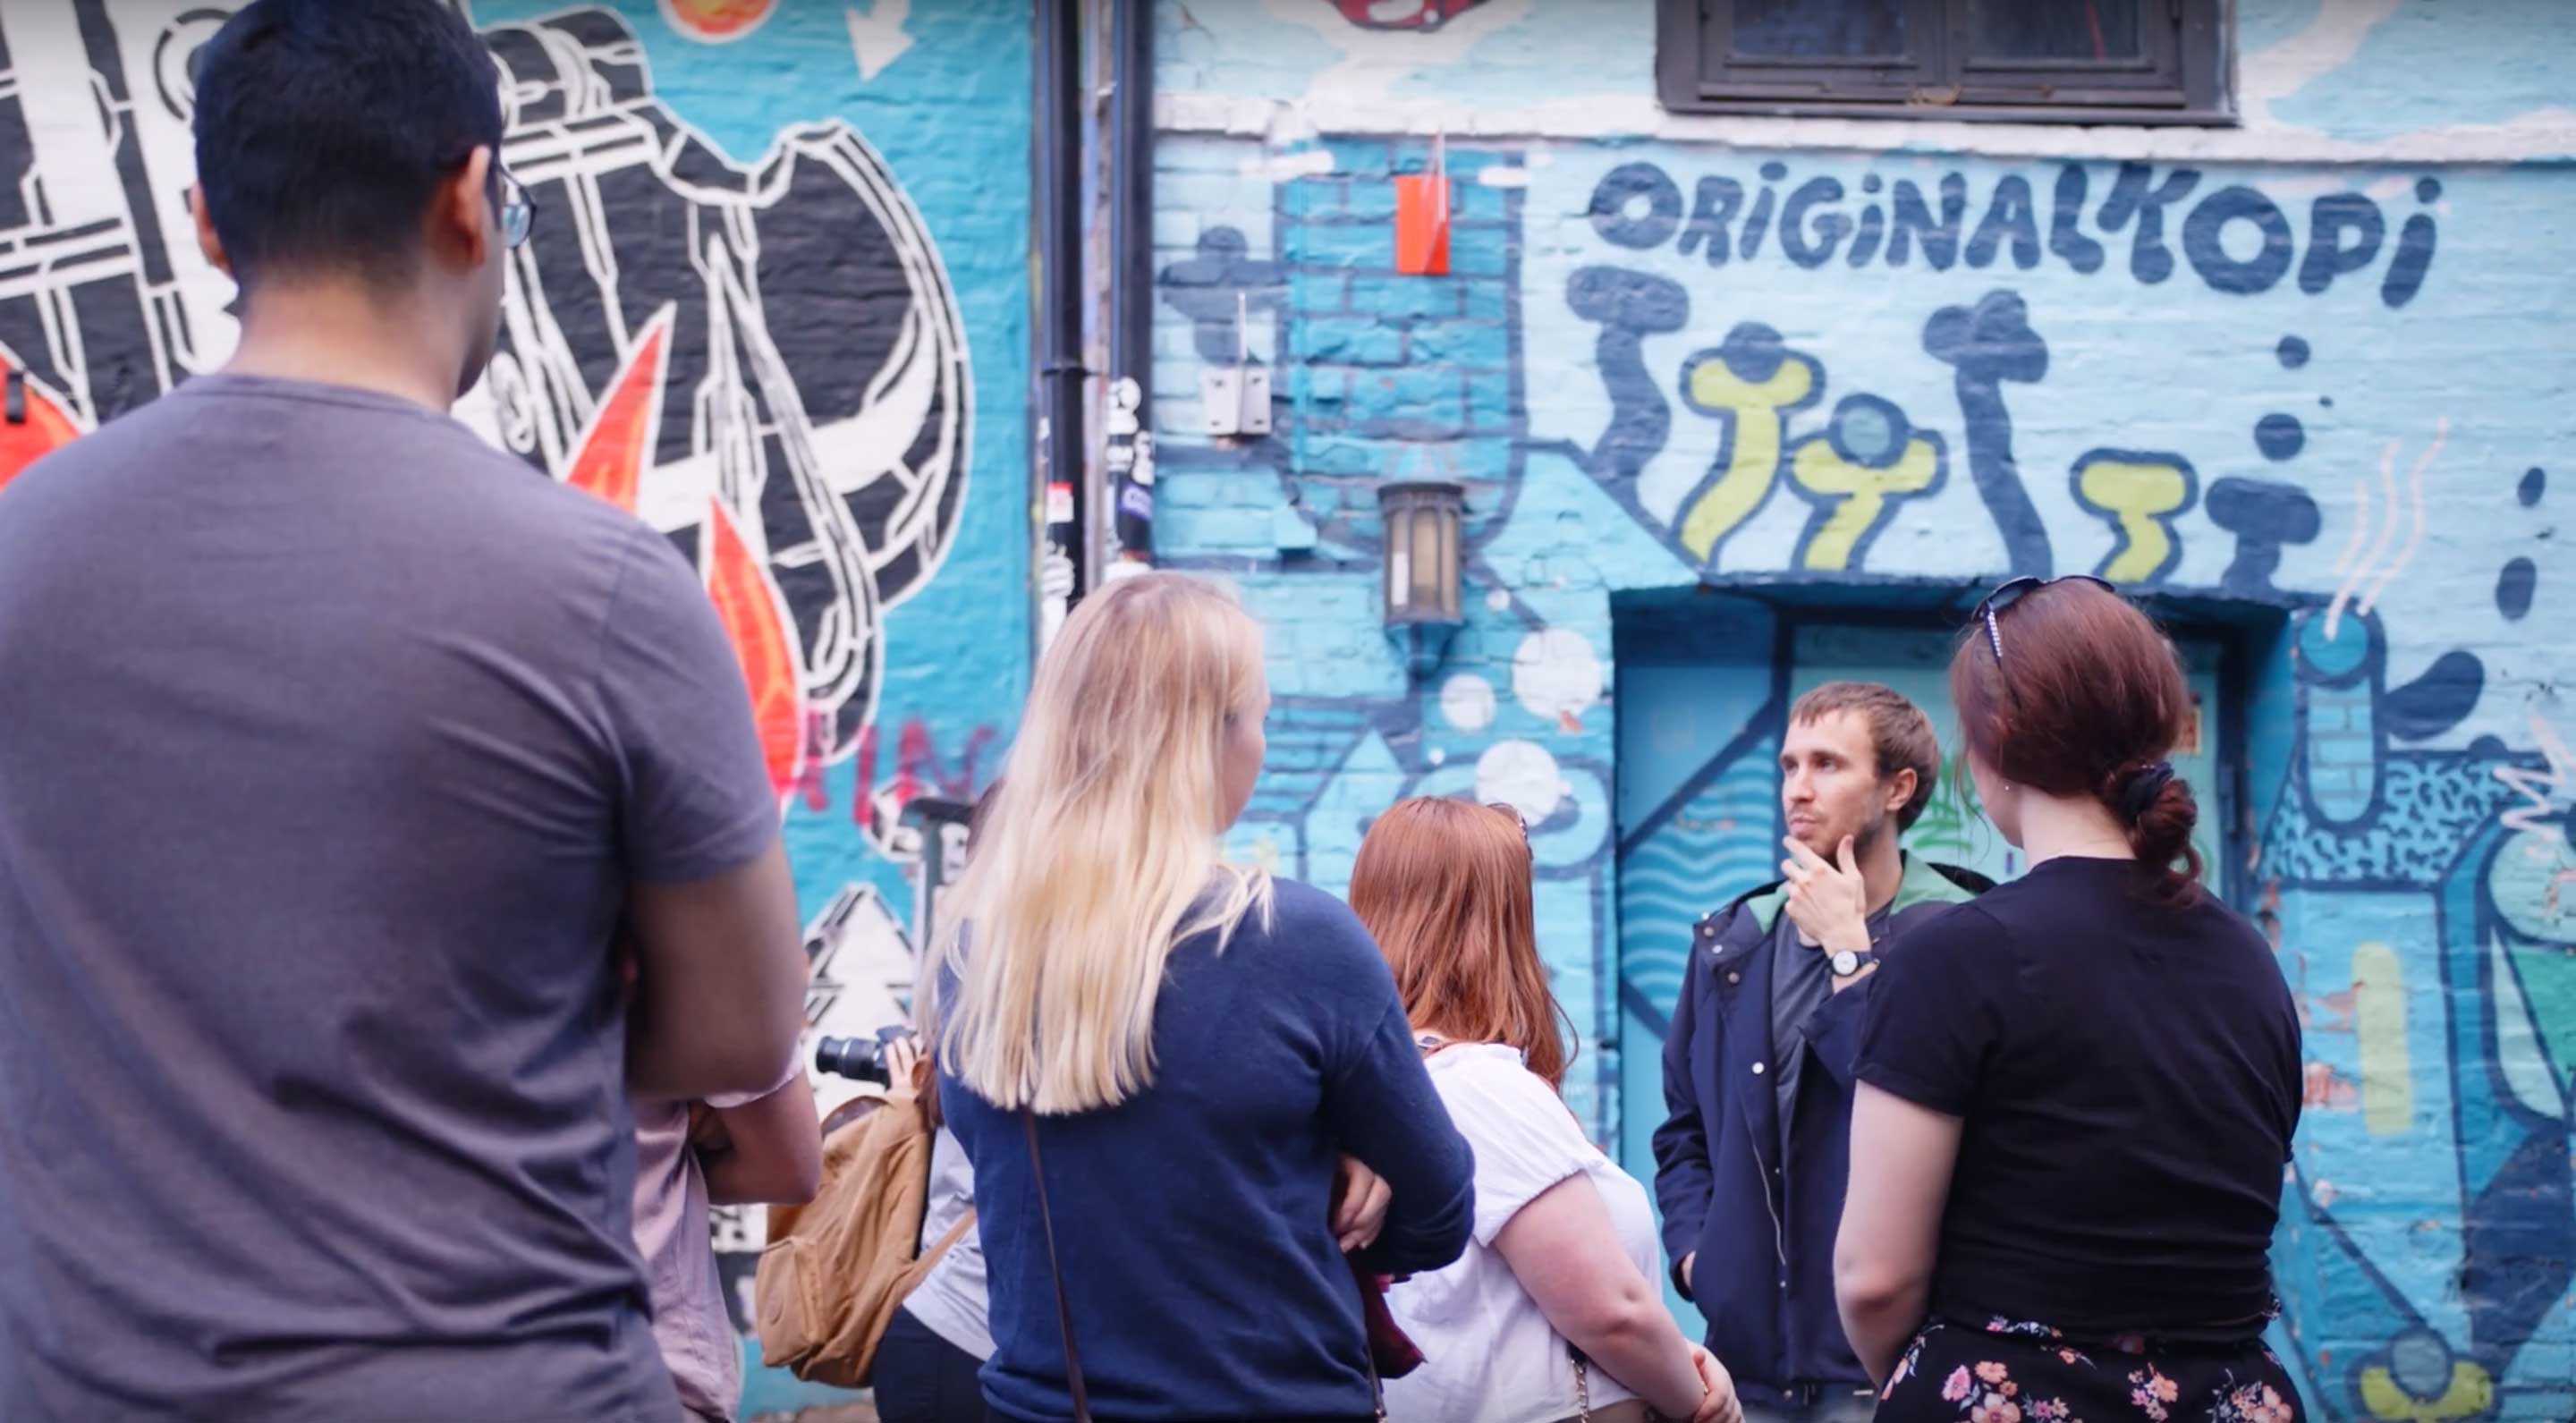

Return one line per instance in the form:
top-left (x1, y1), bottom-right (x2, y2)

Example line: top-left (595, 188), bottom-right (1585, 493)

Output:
top-left (1394, 174), bottom-right (1450, 275)
top-left (563, 309), bottom-right (674, 513)
top-left (0, 372), bottom-right (84, 495)
top-left (662, 0), bottom-right (774, 41)
top-left (703, 499), bottom-right (806, 801)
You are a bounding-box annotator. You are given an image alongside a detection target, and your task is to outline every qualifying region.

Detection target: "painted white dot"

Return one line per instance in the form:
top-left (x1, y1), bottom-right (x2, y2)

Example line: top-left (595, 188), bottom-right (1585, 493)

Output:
top-left (1513, 628), bottom-right (1603, 724)
top-left (1475, 740), bottom-right (1563, 824)
top-left (1440, 673), bottom-right (1497, 732)
top-left (1486, 589), bottom-right (1512, 612)
top-left (1426, 747), bottom-right (1447, 767)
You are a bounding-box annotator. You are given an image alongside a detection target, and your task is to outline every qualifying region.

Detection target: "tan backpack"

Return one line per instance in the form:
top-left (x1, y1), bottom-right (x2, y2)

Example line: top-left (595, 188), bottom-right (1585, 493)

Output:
top-left (752, 1058), bottom-right (973, 1387)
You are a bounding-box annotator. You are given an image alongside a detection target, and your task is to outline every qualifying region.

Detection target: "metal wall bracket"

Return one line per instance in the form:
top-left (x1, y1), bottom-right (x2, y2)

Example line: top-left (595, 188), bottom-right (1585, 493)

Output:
top-left (1200, 368), bottom-right (1271, 436)
top-left (1200, 291), bottom-right (1271, 436)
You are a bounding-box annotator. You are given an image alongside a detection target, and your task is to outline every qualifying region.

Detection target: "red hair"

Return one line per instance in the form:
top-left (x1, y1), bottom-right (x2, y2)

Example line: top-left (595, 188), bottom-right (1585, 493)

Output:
top-left (1349, 797), bottom-right (1575, 1089)
top-left (1950, 580), bottom-right (2202, 901)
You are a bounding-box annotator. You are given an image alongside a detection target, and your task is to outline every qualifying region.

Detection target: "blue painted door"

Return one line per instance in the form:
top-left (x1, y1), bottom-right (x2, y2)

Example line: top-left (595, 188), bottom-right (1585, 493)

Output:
top-left (1612, 598), bottom-right (2225, 1334)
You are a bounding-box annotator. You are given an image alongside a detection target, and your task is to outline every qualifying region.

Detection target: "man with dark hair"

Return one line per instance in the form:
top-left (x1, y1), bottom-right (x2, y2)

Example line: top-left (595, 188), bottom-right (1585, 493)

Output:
top-left (1654, 682), bottom-right (1990, 1422)
top-left (0, 2), bottom-right (809, 1415)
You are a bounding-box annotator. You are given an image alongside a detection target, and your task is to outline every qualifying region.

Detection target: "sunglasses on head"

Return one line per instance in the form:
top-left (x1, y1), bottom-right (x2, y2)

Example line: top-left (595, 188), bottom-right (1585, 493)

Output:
top-left (1973, 573), bottom-right (2116, 674)
top-left (1487, 801), bottom-right (1530, 847)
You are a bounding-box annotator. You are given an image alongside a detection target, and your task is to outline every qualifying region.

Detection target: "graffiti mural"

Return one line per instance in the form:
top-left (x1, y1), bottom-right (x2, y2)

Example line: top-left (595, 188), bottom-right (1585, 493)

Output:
top-left (1556, 155), bottom-right (2460, 584)
top-left (0, 1), bottom-right (223, 488)
top-left (1148, 0), bottom-right (2574, 1417)
top-left (0, 0), bottom-right (1030, 1410)
top-left (0, 0), bottom-right (989, 783)
top-left (478, 6), bottom-right (970, 783)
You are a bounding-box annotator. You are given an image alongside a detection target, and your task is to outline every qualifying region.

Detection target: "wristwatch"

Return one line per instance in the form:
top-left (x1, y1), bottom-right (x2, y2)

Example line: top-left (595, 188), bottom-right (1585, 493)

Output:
top-left (1828, 947), bottom-right (1875, 978)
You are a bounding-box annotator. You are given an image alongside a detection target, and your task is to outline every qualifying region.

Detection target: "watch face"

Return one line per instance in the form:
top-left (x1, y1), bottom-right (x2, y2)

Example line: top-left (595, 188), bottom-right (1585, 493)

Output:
top-left (1831, 950), bottom-right (1860, 976)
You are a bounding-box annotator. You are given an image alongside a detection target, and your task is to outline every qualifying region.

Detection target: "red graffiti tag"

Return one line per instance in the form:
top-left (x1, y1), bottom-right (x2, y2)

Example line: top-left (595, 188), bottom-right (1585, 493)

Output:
top-left (704, 499), bottom-right (806, 800)
top-left (662, 0), bottom-right (775, 42)
top-left (1329, 0), bottom-right (1491, 30)
top-left (0, 368), bottom-right (82, 495)
top-left (563, 307), bottom-right (673, 513)
top-left (843, 717), bottom-right (997, 825)
top-left (561, 311), bottom-right (804, 805)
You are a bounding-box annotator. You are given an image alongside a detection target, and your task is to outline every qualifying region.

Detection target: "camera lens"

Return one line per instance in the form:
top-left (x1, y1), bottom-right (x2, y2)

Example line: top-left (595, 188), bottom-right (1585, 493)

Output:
top-left (813, 1035), bottom-right (888, 1084)
top-left (813, 1025), bottom-right (914, 1084)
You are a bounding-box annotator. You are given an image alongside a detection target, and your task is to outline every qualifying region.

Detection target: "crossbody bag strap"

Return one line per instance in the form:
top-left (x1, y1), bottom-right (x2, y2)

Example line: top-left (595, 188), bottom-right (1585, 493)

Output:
top-left (1361, 1281), bottom-right (1387, 1422)
top-left (1021, 1105), bottom-right (1092, 1423)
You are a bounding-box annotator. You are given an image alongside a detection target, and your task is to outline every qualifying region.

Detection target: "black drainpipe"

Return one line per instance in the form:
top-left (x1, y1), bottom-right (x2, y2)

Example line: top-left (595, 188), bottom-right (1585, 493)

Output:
top-left (1102, 0), bottom-right (1154, 564)
top-left (1034, 0), bottom-right (1089, 608)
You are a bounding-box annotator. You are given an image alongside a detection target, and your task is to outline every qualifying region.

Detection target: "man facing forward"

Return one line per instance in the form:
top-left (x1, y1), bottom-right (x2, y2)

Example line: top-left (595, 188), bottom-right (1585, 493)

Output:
top-left (1654, 682), bottom-right (1992, 1422)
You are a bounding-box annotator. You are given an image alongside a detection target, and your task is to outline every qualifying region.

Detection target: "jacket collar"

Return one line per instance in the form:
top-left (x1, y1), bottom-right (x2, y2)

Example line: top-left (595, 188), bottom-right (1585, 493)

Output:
top-left (1890, 851), bottom-right (1987, 914)
top-left (1728, 851), bottom-right (1984, 938)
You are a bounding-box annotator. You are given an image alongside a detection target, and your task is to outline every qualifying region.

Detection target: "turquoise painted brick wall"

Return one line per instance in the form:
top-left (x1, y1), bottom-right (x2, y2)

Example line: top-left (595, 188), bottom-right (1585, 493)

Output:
top-left (1152, 2), bottom-right (2576, 1419)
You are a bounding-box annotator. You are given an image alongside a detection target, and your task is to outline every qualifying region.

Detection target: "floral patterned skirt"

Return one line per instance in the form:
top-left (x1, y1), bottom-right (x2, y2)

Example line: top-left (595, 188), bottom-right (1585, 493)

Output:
top-left (1876, 1318), bottom-right (2300, 1423)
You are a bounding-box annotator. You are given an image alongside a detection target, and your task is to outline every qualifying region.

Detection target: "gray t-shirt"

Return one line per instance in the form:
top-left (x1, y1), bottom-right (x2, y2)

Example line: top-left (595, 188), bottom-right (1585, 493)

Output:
top-left (0, 374), bottom-right (781, 1419)
top-left (1769, 897), bottom-right (1894, 1139)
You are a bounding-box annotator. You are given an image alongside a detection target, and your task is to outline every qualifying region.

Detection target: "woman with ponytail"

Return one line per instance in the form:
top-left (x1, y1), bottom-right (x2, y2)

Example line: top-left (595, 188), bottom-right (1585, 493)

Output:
top-left (1832, 578), bottom-right (2304, 1423)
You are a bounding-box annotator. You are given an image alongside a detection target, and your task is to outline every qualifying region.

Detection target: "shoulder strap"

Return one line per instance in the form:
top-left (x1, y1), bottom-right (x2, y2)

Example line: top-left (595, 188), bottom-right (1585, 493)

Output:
top-left (1021, 1105), bottom-right (1092, 1423)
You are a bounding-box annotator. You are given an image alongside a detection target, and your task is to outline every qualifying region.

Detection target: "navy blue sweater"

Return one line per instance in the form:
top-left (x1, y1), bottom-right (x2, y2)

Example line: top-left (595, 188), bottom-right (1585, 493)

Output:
top-left (939, 879), bottom-right (1476, 1423)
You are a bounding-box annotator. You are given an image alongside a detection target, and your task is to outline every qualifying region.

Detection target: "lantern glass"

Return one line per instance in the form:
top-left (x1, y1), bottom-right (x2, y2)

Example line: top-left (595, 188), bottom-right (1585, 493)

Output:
top-left (1376, 480), bottom-right (1464, 641)
top-left (1409, 508), bottom-right (1444, 615)
top-left (1387, 502), bottom-right (1413, 614)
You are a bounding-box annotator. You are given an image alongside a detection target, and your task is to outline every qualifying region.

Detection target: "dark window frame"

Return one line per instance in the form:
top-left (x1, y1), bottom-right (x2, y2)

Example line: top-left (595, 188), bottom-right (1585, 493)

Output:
top-left (1657, 0), bottom-right (2233, 125)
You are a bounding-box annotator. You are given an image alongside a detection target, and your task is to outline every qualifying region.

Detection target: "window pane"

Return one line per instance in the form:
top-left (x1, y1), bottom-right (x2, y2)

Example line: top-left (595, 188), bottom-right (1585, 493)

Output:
top-left (1733, 0), bottom-right (1908, 59)
top-left (1971, 0), bottom-right (2142, 61)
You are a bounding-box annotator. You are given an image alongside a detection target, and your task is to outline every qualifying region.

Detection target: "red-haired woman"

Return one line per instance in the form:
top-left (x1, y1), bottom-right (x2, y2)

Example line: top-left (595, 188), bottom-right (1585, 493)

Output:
top-left (1835, 578), bottom-right (2304, 1423)
top-left (1352, 798), bottom-right (1740, 1423)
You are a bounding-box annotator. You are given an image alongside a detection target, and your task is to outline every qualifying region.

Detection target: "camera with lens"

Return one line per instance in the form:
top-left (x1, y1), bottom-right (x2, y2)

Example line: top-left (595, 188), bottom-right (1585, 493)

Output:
top-left (813, 1025), bottom-right (913, 1085)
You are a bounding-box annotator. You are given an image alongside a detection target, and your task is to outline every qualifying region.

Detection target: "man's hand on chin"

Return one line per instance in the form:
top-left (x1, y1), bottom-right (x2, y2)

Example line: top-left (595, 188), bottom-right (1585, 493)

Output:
top-left (1782, 834), bottom-right (1871, 956)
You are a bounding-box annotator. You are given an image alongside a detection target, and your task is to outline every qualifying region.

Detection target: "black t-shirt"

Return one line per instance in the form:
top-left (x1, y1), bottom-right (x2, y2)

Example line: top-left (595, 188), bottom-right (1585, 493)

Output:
top-left (1855, 855), bottom-right (2302, 1338)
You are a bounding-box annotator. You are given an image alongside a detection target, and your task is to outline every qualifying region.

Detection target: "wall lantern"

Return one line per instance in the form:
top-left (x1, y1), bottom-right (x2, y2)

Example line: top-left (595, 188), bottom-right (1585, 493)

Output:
top-left (1377, 479), bottom-right (1465, 677)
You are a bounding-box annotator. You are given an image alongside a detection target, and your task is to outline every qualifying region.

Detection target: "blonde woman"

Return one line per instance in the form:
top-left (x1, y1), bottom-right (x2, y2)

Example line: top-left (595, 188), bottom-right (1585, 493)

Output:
top-left (924, 572), bottom-right (1475, 1423)
top-left (1352, 798), bottom-right (1740, 1423)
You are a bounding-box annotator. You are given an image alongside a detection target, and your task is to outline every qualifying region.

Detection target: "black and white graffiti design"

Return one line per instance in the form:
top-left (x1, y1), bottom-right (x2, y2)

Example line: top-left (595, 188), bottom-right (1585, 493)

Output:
top-left (0, 3), bottom-right (973, 763)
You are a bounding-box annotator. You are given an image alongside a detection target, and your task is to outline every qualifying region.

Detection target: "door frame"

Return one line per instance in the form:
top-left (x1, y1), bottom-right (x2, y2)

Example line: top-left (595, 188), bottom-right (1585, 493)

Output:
top-left (1613, 580), bottom-right (2269, 911)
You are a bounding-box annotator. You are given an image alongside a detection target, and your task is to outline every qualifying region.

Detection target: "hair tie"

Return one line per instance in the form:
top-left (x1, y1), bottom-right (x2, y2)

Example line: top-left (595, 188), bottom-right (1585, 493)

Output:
top-left (2117, 761), bottom-right (2177, 823)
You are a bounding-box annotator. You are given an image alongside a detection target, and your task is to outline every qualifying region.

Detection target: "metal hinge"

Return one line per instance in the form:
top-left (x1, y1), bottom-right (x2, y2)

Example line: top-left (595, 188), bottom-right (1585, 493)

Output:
top-left (1199, 292), bottom-right (1271, 437)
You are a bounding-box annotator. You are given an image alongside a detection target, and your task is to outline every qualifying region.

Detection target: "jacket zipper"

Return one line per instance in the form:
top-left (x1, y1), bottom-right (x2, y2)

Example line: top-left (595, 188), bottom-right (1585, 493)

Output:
top-left (1708, 936), bottom-right (1792, 1272)
top-left (1736, 1079), bottom-right (1789, 1268)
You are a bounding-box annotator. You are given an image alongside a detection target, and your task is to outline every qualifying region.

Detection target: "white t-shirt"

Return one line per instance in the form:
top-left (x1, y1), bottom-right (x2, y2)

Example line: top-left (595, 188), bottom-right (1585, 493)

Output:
top-left (899, 1123), bottom-right (993, 1359)
top-left (1383, 1045), bottom-right (1660, 1423)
